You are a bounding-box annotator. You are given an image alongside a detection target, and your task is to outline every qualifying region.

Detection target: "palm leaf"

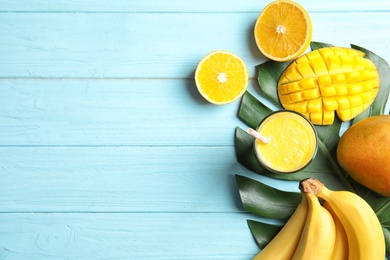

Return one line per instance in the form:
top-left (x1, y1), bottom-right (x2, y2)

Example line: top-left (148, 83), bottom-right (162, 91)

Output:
top-left (235, 42), bottom-right (390, 254)
top-left (247, 220), bottom-right (282, 249)
top-left (235, 174), bottom-right (301, 219)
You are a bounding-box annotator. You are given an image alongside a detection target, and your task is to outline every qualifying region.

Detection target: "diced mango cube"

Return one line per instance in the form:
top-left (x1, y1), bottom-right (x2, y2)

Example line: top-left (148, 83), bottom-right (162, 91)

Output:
top-left (348, 95), bottom-right (363, 107)
top-left (326, 56), bottom-right (340, 73)
top-left (308, 98), bottom-right (322, 112)
top-left (300, 78), bottom-right (318, 89)
top-left (323, 110), bottom-right (335, 125)
top-left (353, 56), bottom-right (366, 70)
top-left (284, 65), bottom-right (303, 82)
top-left (333, 47), bottom-right (348, 56)
top-left (294, 101), bottom-right (308, 112)
top-left (335, 85), bottom-right (348, 96)
top-left (278, 84), bottom-right (289, 95)
top-left (346, 48), bottom-right (365, 57)
top-left (337, 109), bottom-right (351, 121)
top-left (304, 88), bottom-right (321, 99)
top-left (282, 103), bottom-right (295, 110)
top-left (340, 55), bottom-right (355, 71)
top-left (279, 94), bottom-right (292, 104)
top-left (278, 76), bottom-right (289, 85)
top-left (306, 50), bottom-right (328, 75)
top-left (305, 50), bottom-right (321, 60)
top-left (290, 92), bottom-right (305, 103)
top-left (295, 55), bottom-right (310, 64)
top-left (331, 73), bottom-right (347, 84)
top-left (365, 59), bottom-right (377, 70)
top-left (372, 70), bottom-right (380, 79)
top-left (336, 97), bottom-right (350, 109)
top-left (323, 97), bottom-right (338, 110)
top-left (297, 61), bottom-right (316, 78)
top-left (311, 58), bottom-right (328, 75)
top-left (361, 79), bottom-right (375, 91)
top-left (318, 75), bottom-right (332, 86)
top-left (350, 106), bottom-right (364, 118)
top-left (347, 84), bottom-right (363, 94)
top-left (310, 112), bottom-right (323, 125)
top-left (360, 91), bottom-right (374, 103)
top-left (301, 112), bottom-right (310, 119)
top-left (286, 82), bottom-right (304, 93)
top-left (360, 70), bottom-right (377, 81)
top-left (345, 71), bottom-right (361, 81)
top-left (319, 48), bottom-right (334, 61)
top-left (320, 86), bottom-right (337, 97)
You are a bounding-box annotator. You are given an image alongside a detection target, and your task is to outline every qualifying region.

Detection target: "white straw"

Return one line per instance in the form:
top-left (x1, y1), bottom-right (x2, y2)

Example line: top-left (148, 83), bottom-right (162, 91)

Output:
top-left (248, 128), bottom-right (269, 144)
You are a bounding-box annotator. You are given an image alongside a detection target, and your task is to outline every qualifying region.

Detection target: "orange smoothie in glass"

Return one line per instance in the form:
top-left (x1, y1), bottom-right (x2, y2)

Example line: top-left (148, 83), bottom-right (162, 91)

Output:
top-left (253, 111), bottom-right (318, 173)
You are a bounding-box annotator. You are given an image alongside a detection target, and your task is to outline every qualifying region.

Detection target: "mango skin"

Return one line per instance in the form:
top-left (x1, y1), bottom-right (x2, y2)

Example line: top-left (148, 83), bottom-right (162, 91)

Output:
top-left (337, 115), bottom-right (390, 197)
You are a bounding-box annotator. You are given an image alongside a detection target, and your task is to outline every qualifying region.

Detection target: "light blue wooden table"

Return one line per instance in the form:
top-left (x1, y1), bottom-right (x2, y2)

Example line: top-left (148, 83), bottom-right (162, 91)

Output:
top-left (1, 1), bottom-right (390, 259)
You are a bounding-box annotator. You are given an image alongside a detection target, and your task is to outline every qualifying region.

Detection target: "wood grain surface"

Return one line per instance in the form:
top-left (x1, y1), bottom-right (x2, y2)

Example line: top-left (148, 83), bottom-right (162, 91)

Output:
top-left (1, 0), bottom-right (389, 259)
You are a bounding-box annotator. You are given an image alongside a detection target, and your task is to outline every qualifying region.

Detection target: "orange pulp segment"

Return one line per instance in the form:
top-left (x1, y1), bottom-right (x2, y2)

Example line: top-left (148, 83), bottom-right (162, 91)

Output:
top-left (195, 50), bottom-right (249, 105)
top-left (254, 0), bottom-right (312, 62)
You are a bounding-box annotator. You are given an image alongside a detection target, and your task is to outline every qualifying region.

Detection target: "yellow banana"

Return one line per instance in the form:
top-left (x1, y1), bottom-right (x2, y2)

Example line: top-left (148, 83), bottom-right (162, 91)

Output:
top-left (291, 192), bottom-right (336, 260)
top-left (252, 194), bottom-right (308, 260)
top-left (300, 178), bottom-right (386, 260)
top-left (323, 201), bottom-right (349, 260)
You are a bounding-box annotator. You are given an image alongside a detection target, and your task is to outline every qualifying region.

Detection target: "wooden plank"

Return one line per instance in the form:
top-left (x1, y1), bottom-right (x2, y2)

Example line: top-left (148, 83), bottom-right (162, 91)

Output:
top-left (0, 212), bottom-right (261, 259)
top-left (0, 146), bottom-right (297, 212)
top-left (0, 79), bottom-right (262, 146)
top-left (0, 12), bottom-right (389, 78)
top-left (1, 0), bottom-right (390, 12)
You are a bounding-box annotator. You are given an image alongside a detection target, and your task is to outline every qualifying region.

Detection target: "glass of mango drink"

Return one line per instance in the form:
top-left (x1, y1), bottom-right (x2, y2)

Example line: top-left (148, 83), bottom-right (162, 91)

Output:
top-left (249, 110), bottom-right (319, 174)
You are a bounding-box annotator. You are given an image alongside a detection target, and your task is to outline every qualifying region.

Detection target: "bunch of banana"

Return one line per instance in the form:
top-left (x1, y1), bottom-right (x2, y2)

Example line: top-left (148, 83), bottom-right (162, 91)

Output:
top-left (252, 178), bottom-right (386, 260)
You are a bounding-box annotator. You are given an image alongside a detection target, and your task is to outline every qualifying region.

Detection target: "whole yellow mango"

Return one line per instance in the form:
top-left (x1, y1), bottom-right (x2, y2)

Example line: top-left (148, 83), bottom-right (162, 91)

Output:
top-left (337, 115), bottom-right (390, 197)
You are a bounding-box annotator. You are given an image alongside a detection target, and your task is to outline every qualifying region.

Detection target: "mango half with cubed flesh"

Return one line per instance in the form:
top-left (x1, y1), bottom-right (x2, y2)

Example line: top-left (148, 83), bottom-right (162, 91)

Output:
top-left (278, 47), bottom-right (380, 125)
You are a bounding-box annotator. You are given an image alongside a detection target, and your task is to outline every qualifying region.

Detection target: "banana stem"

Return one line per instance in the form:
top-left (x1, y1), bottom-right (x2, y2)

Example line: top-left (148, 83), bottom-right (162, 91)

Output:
top-left (299, 178), bottom-right (323, 195)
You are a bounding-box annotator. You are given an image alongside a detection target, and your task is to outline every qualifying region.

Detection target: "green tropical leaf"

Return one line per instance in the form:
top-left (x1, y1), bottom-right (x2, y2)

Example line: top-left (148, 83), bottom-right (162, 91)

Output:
top-left (383, 227), bottom-right (390, 256)
top-left (247, 220), bottom-right (282, 249)
top-left (235, 127), bottom-right (266, 175)
top-left (377, 200), bottom-right (390, 223)
top-left (236, 42), bottom-right (390, 254)
top-left (238, 91), bottom-right (273, 129)
top-left (235, 175), bottom-right (301, 219)
top-left (310, 41), bottom-right (334, 50)
top-left (312, 119), bottom-right (354, 190)
top-left (375, 198), bottom-right (390, 255)
top-left (256, 61), bottom-right (290, 106)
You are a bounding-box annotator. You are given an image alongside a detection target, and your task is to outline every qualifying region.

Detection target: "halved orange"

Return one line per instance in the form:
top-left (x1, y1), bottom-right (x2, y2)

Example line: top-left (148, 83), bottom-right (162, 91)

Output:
top-left (195, 50), bottom-right (249, 105)
top-left (254, 0), bottom-right (312, 62)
